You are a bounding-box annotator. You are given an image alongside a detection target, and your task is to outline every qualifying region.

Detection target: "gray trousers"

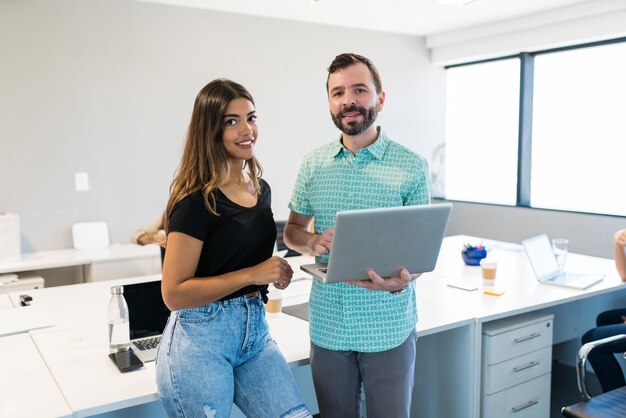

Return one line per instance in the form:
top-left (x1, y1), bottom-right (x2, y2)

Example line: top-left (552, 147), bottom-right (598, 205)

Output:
top-left (310, 329), bottom-right (417, 418)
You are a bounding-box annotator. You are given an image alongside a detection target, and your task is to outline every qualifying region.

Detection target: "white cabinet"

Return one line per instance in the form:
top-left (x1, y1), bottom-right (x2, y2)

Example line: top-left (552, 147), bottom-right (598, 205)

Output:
top-left (0, 275), bottom-right (44, 293)
top-left (84, 257), bottom-right (161, 282)
top-left (482, 373), bottom-right (551, 418)
top-left (482, 312), bottom-right (554, 418)
top-left (0, 244), bottom-right (162, 285)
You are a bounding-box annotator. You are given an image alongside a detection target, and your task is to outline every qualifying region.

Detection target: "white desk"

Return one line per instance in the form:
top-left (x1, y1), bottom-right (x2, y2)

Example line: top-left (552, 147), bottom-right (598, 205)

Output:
top-left (0, 293), bottom-right (14, 309)
top-left (29, 313), bottom-right (312, 418)
top-left (7, 275), bottom-right (162, 334)
top-left (0, 333), bottom-right (72, 418)
top-left (0, 296), bottom-right (70, 418)
top-left (4, 274), bottom-right (312, 417)
top-left (32, 325), bottom-right (161, 417)
top-left (270, 237), bottom-right (626, 417)
top-left (276, 254), bottom-right (480, 418)
top-left (0, 244), bottom-right (161, 284)
top-left (412, 235), bottom-right (626, 417)
top-left (418, 236), bottom-right (624, 323)
top-left (6, 236), bottom-right (626, 418)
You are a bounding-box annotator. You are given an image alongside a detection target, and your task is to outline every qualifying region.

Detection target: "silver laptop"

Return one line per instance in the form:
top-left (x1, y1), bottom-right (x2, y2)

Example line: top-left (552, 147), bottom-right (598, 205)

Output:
top-left (522, 234), bottom-right (604, 290)
top-left (124, 280), bottom-right (170, 363)
top-left (301, 203), bottom-right (452, 283)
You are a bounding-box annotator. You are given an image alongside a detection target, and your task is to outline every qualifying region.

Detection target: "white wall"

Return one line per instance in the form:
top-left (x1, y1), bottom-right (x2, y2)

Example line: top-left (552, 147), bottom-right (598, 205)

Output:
top-left (441, 200), bottom-right (625, 259)
top-left (0, 0), bottom-right (445, 251)
top-left (427, 0), bottom-right (626, 66)
top-left (2, 0), bottom-right (624, 260)
top-left (425, 0), bottom-right (626, 259)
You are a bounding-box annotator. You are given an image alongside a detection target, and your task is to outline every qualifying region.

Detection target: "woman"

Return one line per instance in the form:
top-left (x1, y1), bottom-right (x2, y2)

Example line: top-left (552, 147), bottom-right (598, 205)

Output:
top-left (580, 228), bottom-right (626, 393)
top-left (156, 79), bottom-right (312, 418)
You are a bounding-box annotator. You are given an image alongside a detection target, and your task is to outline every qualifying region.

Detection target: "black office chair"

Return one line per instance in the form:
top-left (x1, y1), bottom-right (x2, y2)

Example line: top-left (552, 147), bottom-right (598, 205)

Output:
top-left (275, 220), bottom-right (301, 257)
top-left (562, 334), bottom-right (626, 417)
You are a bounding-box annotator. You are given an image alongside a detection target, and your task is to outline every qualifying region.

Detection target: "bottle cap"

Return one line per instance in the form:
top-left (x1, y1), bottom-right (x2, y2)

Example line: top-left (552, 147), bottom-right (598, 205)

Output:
top-left (110, 285), bottom-right (124, 295)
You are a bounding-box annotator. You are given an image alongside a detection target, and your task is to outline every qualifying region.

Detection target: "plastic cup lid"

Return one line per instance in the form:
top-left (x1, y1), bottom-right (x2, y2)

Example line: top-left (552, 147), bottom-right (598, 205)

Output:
top-left (480, 259), bottom-right (497, 268)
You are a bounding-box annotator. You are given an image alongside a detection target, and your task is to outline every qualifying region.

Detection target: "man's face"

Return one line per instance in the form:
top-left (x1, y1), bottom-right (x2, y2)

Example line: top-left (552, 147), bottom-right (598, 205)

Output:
top-left (327, 62), bottom-right (384, 136)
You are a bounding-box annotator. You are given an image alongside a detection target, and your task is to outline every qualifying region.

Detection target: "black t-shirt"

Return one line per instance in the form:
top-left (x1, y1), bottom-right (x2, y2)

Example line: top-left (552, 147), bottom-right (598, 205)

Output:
top-left (168, 179), bottom-right (276, 301)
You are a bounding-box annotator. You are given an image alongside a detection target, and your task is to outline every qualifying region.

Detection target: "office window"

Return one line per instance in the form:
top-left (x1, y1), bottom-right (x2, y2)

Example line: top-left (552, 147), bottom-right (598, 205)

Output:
top-left (444, 59), bottom-right (520, 205)
top-left (531, 42), bottom-right (626, 215)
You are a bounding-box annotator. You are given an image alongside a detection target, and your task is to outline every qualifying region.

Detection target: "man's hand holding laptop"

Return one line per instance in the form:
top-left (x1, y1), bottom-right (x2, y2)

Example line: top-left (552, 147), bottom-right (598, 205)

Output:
top-left (346, 268), bottom-right (419, 294)
top-left (312, 226), bottom-right (419, 293)
top-left (296, 204), bottom-right (451, 285)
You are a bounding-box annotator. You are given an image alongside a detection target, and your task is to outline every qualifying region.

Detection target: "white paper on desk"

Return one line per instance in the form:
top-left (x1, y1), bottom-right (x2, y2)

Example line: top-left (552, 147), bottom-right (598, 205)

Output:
top-left (0, 305), bottom-right (54, 336)
top-left (447, 280), bottom-right (480, 291)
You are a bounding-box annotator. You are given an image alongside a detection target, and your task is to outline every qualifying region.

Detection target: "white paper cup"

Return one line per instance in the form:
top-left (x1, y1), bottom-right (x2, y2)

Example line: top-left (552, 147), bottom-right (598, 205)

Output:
top-left (480, 259), bottom-right (497, 284)
top-left (265, 286), bottom-right (283, 316)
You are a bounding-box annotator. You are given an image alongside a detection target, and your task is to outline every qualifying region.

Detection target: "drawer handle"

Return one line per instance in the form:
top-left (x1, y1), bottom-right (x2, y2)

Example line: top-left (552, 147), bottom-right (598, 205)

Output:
top-left (513, 361), bottom-right (540, 372)
top-left (514, 332), bottom-right (541, 343)
top-left (511, 400), bottom-right (539, 413)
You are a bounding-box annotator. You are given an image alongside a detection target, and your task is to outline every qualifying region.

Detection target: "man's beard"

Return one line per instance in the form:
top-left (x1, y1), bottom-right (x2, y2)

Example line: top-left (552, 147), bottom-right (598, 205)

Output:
top-left (331, 104), bottom-right (378, 136)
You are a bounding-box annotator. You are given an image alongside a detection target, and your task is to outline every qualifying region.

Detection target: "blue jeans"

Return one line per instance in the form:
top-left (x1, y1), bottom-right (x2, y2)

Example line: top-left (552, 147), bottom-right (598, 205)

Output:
top-left (156, 294), bottom-right (311, 418)
top-left (581, 308), bottom-right (626, 393)
top-left (310, 329), bottom-right (417, 418)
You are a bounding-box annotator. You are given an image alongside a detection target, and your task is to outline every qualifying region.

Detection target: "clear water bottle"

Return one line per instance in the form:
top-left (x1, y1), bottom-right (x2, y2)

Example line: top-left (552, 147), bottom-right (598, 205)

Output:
top-left (108, 285), bottom-right (130, 353)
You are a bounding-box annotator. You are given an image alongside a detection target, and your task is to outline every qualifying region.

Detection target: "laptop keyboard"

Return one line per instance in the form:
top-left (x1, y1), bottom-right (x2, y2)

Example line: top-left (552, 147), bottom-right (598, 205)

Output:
top-left (318, 268), bottom-right (327, 274)
top-left (134, 336), bottom-right (161, 351)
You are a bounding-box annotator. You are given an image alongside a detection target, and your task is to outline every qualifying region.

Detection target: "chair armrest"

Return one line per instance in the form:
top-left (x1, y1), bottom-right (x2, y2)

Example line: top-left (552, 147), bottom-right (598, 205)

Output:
top-left (576, 333), bottom-right (626, 400)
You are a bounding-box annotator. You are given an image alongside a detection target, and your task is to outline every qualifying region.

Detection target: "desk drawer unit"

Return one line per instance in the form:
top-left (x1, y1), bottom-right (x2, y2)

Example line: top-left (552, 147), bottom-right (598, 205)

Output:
top-left (483, 373), bottom-right (551, 418)
top-left (483, 315), bottom-right (553, 365)
top-left (483, 346), bottom-right (552, 394)
top-left (481, 312), bottom-right (554, 418)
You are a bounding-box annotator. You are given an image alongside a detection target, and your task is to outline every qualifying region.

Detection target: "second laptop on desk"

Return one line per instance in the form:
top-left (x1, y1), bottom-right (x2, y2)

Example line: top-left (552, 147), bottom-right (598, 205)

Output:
top-left (522, 234), bottom-right (604, 290)
top-left (301, 203), bottom-right (452, 283)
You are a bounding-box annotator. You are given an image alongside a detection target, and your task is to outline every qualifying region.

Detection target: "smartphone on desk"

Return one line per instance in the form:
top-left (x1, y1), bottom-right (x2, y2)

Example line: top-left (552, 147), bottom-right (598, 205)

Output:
top-left (109, 349), bottom-right (144, 373)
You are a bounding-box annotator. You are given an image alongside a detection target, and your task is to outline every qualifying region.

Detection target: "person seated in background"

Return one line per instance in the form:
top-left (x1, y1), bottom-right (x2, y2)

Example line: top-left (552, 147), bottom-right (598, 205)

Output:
top-left (130, 217), bottom-right (166, 246)
top-left (580, 229), bottom-right (626, 393)
top-left (615, 229), bottom-right (626, 280)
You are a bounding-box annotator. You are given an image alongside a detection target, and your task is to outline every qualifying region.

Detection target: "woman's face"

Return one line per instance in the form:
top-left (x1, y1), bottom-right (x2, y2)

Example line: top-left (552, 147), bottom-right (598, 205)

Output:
top-left (221, 97), bottom-right (257, 162)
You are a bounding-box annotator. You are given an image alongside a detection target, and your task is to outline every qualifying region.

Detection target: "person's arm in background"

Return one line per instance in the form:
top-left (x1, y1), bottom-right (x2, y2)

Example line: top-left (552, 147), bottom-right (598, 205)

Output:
top-left (614, 229), bottom-right (626, 281)
top-left (131, 218), bottom-right (165, 246)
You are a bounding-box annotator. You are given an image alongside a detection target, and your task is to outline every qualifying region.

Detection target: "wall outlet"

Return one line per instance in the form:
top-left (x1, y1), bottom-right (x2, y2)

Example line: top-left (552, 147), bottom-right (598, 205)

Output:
top-left (75, 172), bottom-right (89, 191)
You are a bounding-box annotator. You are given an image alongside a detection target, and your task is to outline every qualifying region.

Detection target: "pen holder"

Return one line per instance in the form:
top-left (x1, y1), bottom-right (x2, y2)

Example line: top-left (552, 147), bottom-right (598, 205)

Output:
top-left (461, 246), bottom-right (487, 266)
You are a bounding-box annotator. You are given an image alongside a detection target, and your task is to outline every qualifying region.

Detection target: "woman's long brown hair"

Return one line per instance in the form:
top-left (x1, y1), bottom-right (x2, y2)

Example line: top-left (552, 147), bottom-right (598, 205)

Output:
top-left (163, 79), bottom-right (262, 233)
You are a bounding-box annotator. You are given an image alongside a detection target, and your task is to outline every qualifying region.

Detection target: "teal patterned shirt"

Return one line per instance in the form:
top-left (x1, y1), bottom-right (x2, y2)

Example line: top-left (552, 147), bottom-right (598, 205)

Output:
top-left (288, 127), bottom-right (431, 352)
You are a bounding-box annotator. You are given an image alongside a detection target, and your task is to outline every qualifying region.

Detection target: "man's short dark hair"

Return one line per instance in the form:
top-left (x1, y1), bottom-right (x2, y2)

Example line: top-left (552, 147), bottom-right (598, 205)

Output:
top-left (326, 53), bottom-right (382, 94)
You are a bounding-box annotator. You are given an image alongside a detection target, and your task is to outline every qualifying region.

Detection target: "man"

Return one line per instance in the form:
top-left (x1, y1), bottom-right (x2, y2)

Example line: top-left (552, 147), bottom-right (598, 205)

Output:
top-left (284, 53), bottom-right (430, 418)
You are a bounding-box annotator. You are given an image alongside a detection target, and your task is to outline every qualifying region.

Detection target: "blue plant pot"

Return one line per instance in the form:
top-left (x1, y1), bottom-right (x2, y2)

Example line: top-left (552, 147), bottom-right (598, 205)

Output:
top-left (462, 247), bottom-right (487, 266)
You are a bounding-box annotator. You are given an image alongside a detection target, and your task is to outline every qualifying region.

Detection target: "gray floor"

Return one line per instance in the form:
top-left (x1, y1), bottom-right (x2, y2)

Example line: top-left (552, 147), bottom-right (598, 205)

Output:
top-left (551, 360), bottom-right (603, 418)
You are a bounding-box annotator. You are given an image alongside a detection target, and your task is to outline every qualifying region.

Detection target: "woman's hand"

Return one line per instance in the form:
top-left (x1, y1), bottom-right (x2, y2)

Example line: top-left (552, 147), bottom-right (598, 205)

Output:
top-left (248, 256), bottom-right (293, 286)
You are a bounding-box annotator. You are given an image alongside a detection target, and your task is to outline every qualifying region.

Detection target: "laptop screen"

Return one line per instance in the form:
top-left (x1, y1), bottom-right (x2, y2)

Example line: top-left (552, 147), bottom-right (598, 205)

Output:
top-left (123, 280), bottom-right (170, 340)
top-left (522, 234), bottom-right (560, 279)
